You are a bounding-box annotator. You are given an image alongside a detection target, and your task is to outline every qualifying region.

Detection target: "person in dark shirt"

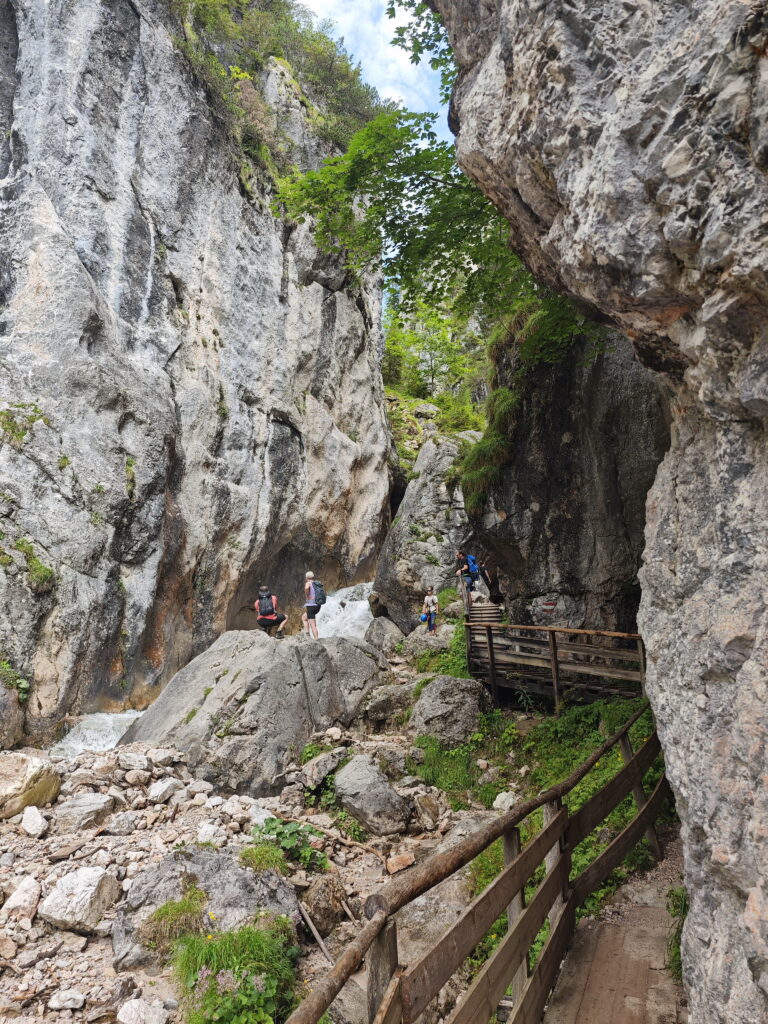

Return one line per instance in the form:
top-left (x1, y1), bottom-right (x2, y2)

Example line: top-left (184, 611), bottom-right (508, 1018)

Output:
top-left (255, 585), bottom-right (287, 638)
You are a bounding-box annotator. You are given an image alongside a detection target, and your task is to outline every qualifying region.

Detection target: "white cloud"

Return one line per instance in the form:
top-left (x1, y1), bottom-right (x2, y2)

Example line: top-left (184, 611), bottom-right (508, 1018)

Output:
top-left (301, 0), bottom-right (450, 134)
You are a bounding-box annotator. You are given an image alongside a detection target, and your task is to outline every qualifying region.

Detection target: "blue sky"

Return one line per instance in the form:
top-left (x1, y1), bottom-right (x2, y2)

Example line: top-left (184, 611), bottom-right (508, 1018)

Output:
top-left (302, 0), bottom-right (449, 132)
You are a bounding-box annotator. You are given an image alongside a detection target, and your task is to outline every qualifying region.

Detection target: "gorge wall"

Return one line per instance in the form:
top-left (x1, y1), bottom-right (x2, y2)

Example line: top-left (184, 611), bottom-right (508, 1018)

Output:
top-left (0, 0), bottom-right (391, 745)
top-left (474, 332), bottom-right (669, 631)
top-left (432, 1), bottom-right (768, 1021)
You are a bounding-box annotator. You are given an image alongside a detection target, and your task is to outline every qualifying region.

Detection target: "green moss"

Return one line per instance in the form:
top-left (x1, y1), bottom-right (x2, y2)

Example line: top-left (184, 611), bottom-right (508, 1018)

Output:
top-left (0, 551), bottom-right (12, 568)
top-left (0, 402), bottom-right (49, 449)
top-left (184, 708), bottom-right (198, 724)
top-left (666, 886), bottom-right (689, 980)
top-left (13, 538), bottom-right (56, 594)
top-left (58, 455), bottom-right (71, 471)
top-left (125, 456), bottom-right (136, 500)
top-left (239, 843), bottom-right (289, 875)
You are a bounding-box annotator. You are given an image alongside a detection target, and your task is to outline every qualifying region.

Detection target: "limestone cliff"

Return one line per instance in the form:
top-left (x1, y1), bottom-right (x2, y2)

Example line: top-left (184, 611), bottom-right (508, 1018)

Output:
top-left (432, 1), bottom-right (768, 1020)
top-left (0, 1), bottom-right (391, 744)
top-left (473, 333), bottom-right (669, 631)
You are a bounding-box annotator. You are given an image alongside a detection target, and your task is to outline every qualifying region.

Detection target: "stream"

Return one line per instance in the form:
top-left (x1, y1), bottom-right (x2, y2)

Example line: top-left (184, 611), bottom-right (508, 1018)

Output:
top-left (49, 582), bottom-right (374, 758)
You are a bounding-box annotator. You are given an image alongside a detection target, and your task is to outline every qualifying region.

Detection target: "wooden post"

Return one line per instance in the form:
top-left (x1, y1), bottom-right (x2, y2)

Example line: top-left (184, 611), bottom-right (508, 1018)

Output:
top-left (619, 733), bottom-right (663, 860)
top-left (543, 799), bottom-right (564, 929)
top-left (503, 827), bottom-right (528, 1004)
top-left (486, 625), bottom-right (499, 708)
top-left (637, 638), bottom-right (647, 697)
top-left (548, 631), bottom-right (561, 716)
top-left (367, 919), bottom-right (399, 1024)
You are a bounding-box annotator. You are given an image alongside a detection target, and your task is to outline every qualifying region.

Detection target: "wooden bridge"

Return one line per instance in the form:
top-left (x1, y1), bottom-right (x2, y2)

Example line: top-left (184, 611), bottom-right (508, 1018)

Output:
top-left (286, 706), bottom-right (671, 1024)
top-left (461, 584), bottom-right (645, 712)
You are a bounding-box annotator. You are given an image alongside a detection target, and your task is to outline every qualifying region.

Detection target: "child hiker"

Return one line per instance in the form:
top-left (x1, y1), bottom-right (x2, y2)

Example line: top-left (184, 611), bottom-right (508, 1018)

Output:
top-left (422, 586), bottom-right (439, 633)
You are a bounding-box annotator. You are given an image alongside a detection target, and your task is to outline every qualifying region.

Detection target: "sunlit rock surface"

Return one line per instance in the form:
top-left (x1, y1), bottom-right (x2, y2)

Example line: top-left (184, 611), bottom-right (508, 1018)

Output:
top-left (433, 1), bottom-right (768, 1020)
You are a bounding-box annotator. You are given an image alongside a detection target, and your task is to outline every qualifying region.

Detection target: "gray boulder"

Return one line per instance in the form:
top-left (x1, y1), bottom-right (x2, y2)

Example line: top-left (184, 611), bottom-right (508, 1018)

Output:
top-left (335, 755), bottom-right (410, 836)
top-left (402, 623), bottom-right (455, 661)
top-left (363, 684), bottom-right (416, 730)
top-left (121, 631), bottom-right (386, 794)
top-left (409, 676), bottom-right (491, 747)
top-left (38, 867), bottom-right (120, 933)
top-left (0, 752), bottom-right (60, 819)
top-left (373, 436), bottom-right (479, 633)
top-left (300, 748), bottom-right (347, 791)
top-left (112, 846), bottom-right (299, 969)
top-left (364, 616), bottom-right (406, 656)
top-left (55, 793), bottom-right (114, 832)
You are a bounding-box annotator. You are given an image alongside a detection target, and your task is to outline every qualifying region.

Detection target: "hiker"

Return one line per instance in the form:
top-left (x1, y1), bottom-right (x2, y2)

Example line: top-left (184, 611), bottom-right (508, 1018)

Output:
top-left (455, 550), bottom-right (480, 596)
top-left (254, 585), bottom-right (287, 638)
top-left (479, 557), bottom-right (493, 590)
top-left (302, 570), bottom-right (323, 639)
top-left (422, 586), bottom-right (439, 633)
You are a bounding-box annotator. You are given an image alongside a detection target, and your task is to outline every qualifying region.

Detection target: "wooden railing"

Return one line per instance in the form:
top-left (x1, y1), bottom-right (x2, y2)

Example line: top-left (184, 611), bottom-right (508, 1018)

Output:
top-left (286, 706), bottom-right (669, 1024)
top-left (467, 623), bottom-right (646, 713)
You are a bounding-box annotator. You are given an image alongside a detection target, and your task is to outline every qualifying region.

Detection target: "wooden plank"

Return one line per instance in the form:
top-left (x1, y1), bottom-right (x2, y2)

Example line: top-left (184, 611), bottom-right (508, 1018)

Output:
top-left (572, 775), bottom-right (670, 906)
top-left (368, 920), bottom-right (399, 1024)
top-left (445, 862), bottom-right (566, 1024)
top-left (619, 734), bottom-right (662, 861)
top-left (372, 969), bottom-right (403, 1024)
top-left (487, 625), bottom-right (499, 707)
top-left (504, 829), bottom-right (528, 1004)
top-left (401, 810), bottom-right (568, 1022)
top-left (566, 733), bottom-right (661, 849)
top-left (549, 633), bottom-right (561, 716)
top-left (543, 801), bottom-right (564, 929)
top-left (486, 652), bottom-right (642, 682)
top-left (637, 638), bottom-right (647, 697)
top-left (446, 859), bottom-right (570, 1024)
top-left (510, 899), bottom-right (577, 1024)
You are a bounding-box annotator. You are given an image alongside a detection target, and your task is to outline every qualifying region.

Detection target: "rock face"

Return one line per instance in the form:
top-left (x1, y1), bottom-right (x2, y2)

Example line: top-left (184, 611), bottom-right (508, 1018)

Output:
top-left (434, 1), bottom-right (768, 1020)
top-left (476, 333), bottom-right (669, 630)
top-left (0, 0), bottom-right (391, 744)
top-left (374, 436), bottom-right (477, 632)
top-left (121, 630), bottom-right (386, 794)
top-left (409, 676), bottom-right (491, 747)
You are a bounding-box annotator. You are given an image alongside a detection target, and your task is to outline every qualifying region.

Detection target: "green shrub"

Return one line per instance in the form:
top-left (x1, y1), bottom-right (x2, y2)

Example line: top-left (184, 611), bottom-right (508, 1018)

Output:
top-left (140, 885), bottom-right (208, 953)
top-left (13, 538), bottom-right (56, 594)
top-left (184, 708), bottom-right (198, 724)
top-left (334, 810), bottom-right (369, 844)
top-left (240, 843), bottom-right (289, 875)
top-left (414, 623), bottom-right (469, 677)
top-left (300, 742), bottom-right (331, 765)
top-left (250, 818), bottom-right (328, 872)
top-left (172, 917), bottom-right (299, 1024)
top-left (0, 655), bottom-right (30, 704)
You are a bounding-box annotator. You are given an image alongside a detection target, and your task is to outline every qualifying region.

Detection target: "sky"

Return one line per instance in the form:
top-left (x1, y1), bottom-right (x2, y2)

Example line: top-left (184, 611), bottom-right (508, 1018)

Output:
top-left (301, 0), bottom-right (450, 134)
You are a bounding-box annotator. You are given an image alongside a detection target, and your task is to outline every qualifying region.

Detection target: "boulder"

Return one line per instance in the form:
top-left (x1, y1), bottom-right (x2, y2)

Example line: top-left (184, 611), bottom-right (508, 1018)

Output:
top-left (117, 1000), bottom-right (168, 1024)
top-left (363, 685), bottom-right (416, 730)
top-left (410, 676), bottom-right (491, 747)
top-left (55, 793), bottom-right (114, 831)
top-left (106, 812), bottom-right (138, 837)
top-left (373, 436), bottom-right (480, 633)
top-left (0, 685), bottom-right (24, 750)
top-left (112, 846), bottom-right (299, 970)
top-left (48, 989), bottom-right (86, 1010)
top-left (402, 624), bottom-right (455, 660)
top-left (335, 756), bottom-right (410, 836)
top-left (0, 752), bottom-right (60, 819)
top-left (0, 875), bottom-right (41, 924)
top-left (39, 867), bottom-right (120, 933)
top-left (300, 748), bottom-right (347, 790)
top-left (302, 874), bottom-right (347, 937)
top-left (121, 631), bottom-right (386, 794)
top-left (364, 616), bottom-right (406, 656)
top-left (21, 804), bottom-right (48, 838)
top-left (146, 778), bottom-right (183, 804)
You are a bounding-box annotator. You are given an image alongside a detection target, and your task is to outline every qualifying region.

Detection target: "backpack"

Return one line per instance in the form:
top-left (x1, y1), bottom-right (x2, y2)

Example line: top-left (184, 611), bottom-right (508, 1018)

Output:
top-left (467, 554), bottom-right (480, 580)
top-left (312, 580), bottom-right (327, 606)
top-left (257, 593), bottom-right (274, 616)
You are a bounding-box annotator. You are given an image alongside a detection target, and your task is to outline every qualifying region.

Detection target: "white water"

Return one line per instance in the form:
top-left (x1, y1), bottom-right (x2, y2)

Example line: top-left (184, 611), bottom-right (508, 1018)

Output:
top-left (316, 581), bottom-right (373, 640)
top-left (48, 710), bottom-right (142, 759)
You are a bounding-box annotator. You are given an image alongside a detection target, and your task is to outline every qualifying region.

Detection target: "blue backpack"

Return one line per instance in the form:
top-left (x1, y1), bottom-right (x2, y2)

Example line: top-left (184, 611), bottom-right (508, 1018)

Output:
top-left (467, 554), bottom-right (480, 580)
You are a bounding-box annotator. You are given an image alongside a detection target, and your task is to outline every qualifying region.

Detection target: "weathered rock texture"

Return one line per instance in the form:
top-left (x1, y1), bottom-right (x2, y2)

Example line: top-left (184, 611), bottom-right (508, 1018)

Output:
top-left (477, 333), bottom-right (669, 630)
top-left (0, 0), bottom-right (391, 744)
top-left (434, 1), bottom-right (768, 1020)
top-left (374, 435), bottom-right (478, 632)
top-left (121, 630), bottom-right (386, 794)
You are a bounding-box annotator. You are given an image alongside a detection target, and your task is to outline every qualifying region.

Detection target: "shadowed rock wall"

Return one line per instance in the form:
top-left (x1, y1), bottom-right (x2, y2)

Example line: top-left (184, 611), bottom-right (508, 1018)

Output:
top-left (432, 1), bottom-right (768, 1020)
top-left (0, 1), bottom-right (391, 744)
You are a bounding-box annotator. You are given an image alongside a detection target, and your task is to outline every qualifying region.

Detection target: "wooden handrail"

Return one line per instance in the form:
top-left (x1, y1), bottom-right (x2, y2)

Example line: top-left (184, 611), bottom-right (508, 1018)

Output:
top-left (465, 622), bottom-right (642, 640)
top-left (286, 704), bottom-right (662, 1024)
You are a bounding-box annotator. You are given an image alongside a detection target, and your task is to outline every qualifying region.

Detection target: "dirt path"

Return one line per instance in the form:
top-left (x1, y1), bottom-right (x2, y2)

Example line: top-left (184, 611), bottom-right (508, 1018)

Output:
top-left (542, 829), bottom-right (687, 1024)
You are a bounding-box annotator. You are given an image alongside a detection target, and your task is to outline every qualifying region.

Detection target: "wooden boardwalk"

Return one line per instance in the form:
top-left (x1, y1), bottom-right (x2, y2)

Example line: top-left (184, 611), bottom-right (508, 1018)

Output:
top-left (543, 837), bottom-right (686, 1024)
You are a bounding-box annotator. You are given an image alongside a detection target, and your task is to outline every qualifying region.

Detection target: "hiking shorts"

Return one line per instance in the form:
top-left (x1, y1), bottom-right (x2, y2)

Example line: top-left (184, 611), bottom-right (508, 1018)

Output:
top-left (258, 613), bottom-right (286, 630)
top-left (305, 604), bottom-right (319, 620)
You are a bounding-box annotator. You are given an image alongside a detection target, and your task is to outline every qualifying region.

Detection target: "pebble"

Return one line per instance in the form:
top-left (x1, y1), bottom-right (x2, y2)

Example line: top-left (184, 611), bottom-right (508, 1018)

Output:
top-left (21, 805), bottom-right (48, 838)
